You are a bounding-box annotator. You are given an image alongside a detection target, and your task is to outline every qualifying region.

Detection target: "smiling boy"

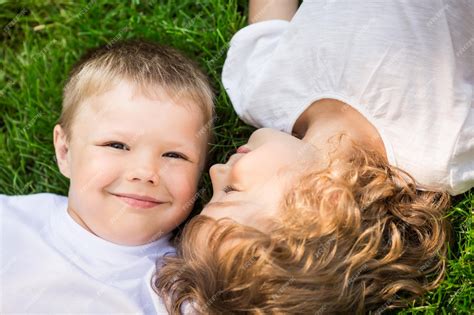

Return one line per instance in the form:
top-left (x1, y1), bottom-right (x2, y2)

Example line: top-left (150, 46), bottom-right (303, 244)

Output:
top-left (1, 40), bottom-right (213, 313)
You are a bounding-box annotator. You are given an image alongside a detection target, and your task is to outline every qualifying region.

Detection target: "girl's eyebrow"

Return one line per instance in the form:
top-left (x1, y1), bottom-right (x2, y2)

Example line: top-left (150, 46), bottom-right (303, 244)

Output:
top-left (204, 200), bottom-right (246, 211)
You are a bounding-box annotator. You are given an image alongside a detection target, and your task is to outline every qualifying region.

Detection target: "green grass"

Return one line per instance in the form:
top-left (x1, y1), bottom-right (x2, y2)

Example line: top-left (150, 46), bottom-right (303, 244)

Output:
top-left (1, 1), bottom-right (472, 313)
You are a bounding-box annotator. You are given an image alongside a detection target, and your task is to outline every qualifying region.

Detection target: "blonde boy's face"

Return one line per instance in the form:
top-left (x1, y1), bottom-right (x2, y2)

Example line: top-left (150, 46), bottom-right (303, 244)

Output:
top-left (53, 80), bottom-right (208, 246)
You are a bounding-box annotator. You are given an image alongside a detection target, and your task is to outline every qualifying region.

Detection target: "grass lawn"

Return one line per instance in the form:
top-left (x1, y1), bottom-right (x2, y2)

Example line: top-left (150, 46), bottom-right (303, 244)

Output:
top-left (1, 1), bottom-right (472, 313)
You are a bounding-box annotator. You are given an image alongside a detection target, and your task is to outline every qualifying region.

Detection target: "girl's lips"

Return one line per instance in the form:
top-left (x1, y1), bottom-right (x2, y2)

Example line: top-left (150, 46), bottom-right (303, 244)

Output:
top-left (115, 195), bottom-right (163, 209)
top-left (236, 145), bottom-right (251, 154)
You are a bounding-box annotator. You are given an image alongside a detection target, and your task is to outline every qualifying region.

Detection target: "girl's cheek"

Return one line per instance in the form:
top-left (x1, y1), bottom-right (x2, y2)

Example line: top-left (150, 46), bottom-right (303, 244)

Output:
top-left (230, 158), bottom-right (255, 190)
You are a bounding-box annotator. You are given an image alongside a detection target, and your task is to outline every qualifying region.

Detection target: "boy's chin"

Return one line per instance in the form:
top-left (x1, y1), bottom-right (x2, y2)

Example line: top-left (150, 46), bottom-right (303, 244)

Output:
top-left (68, 207), bottom-right (173, 246)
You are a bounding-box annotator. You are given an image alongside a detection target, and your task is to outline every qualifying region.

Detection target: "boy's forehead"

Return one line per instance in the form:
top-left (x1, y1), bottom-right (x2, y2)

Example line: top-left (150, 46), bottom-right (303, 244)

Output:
top-left (76, 103), bottom-right (202, 132)
top-left (75, 80), bottom-right (204, 120)
top-left (68, 80), bottom-right (210, 152)
top-left (71, 97), bottom-right (208, 146)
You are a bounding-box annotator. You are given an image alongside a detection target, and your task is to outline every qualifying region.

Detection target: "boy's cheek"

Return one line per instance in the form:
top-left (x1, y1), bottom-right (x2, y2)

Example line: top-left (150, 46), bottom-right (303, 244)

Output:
top-left (168, 167), bottom-right (202, 206)
top-left (69, 155), bottom-right (118, 190)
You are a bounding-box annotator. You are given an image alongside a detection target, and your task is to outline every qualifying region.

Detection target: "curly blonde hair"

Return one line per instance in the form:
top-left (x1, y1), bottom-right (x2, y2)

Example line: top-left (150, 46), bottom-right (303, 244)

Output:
top-left (153, 146), bottom-right (450, 314)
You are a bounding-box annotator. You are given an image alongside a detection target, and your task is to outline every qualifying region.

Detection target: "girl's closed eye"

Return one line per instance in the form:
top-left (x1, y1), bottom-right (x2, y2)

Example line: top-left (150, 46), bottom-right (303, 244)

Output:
top-left (223, 185), bottom-right (237, 193)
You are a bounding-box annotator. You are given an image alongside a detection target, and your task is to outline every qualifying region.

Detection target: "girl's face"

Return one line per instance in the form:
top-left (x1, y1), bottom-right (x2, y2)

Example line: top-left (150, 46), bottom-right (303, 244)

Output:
top-left (201, 128), bottom-right (317, 231)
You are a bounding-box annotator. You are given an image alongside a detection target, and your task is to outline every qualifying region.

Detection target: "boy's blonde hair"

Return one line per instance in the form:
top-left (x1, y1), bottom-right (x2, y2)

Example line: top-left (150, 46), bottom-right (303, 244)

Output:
top-left (59, 39), bottom-right (214, 142)
top-left (154, 146), bottom-right (450, 314)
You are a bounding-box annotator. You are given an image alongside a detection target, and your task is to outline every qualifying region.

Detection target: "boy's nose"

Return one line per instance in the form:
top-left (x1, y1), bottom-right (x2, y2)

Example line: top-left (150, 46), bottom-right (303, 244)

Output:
top-left (127, 168), bottom-right (160, 185)
top-left (126, 152), bottom-right (162, 185)
top-left (126, 159), bottom-right (161, 185)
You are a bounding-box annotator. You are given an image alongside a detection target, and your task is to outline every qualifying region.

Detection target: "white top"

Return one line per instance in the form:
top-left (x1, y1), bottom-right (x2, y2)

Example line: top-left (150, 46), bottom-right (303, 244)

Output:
top-left (0, 193), bottom-right (174, 314)
top-left (222, 0), bottom-right (474, 195)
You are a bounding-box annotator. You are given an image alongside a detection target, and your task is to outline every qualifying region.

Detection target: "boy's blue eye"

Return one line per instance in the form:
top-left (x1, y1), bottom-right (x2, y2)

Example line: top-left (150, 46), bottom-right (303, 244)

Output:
top-left (163, 152), bottom-right (187, 160)
top-left (106, 142), bottom-right (129, 151)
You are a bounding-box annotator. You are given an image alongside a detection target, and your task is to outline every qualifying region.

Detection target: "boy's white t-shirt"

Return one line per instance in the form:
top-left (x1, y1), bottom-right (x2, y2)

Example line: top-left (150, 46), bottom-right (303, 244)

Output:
top-left (222, 0), bottom-right (473, 195)
top-left (0, 193), bottom-right (174, 314)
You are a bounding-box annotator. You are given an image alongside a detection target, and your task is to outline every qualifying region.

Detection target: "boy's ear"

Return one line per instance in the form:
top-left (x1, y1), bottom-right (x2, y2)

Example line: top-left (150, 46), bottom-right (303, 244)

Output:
top-left (53, 124), bottom-right (71, 178)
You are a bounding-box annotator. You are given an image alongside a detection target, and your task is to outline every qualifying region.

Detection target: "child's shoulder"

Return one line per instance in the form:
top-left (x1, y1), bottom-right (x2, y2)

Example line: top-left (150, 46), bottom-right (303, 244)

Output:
top-left (0, 192), bottom-right (67, 224)
top-left (0, 192), bottom-right (67, 209)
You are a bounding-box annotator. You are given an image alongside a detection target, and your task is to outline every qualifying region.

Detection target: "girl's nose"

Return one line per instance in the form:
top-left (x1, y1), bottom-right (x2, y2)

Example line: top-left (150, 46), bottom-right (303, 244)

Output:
top-left (209, 163), bottom-right (228, 194)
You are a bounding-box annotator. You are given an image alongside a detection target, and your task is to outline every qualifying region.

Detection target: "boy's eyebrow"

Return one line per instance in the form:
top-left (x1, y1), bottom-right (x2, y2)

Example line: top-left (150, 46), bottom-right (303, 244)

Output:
top-left (95, 130), bottom-right (137, 139)
top-left (96, 131), bottom-right (190, 144)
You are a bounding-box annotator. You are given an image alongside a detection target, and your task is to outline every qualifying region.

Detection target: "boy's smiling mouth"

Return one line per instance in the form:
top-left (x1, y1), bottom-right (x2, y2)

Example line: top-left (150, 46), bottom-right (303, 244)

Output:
top-left (111, 193), bottom-right (166, 209)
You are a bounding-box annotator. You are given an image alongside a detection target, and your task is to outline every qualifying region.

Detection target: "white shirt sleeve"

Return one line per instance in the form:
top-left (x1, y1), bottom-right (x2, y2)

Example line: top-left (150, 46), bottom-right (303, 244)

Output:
top-left (222, 20), bottom-right (289, 128)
